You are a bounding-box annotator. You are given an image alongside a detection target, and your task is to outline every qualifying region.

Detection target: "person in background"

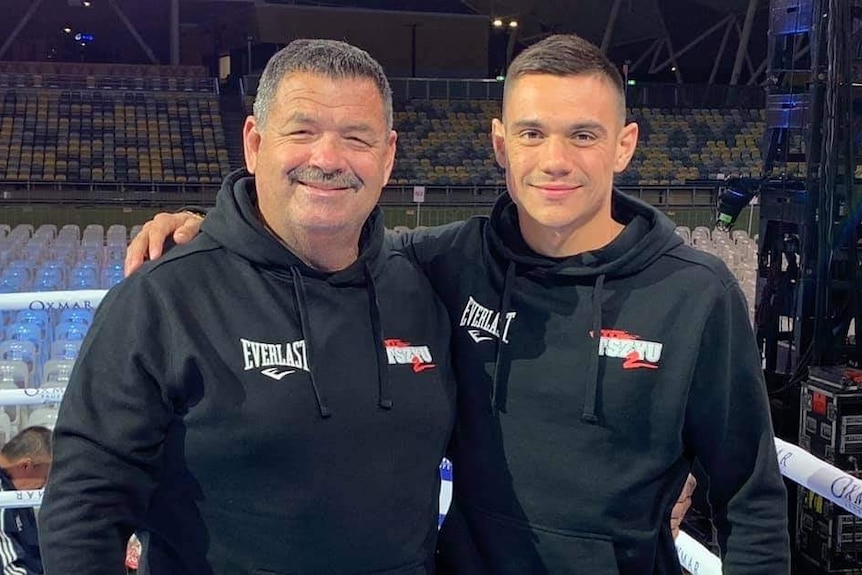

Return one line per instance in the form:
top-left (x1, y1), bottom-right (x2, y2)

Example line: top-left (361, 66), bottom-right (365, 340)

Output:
top-left (0, 426), bottom-right (52, 575)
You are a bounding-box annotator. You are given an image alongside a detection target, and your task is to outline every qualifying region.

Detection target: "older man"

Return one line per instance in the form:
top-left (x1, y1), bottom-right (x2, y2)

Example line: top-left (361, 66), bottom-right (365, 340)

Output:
top-left (39, 39), bottom-right (455, 575)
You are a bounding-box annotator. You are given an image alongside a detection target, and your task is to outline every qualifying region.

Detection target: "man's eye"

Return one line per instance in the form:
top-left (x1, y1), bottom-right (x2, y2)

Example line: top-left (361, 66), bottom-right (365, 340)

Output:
top-left (519, 130), bottom-right (542, 140)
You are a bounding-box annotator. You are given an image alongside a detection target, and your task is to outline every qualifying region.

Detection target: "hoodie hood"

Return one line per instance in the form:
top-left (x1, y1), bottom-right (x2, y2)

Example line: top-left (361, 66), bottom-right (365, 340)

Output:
top-left (200, 168), bottom-right (392, 417)
top-left (486, 189), bottom-right (682, 279)
top-left (485, 190), bottom-right (684, 423)
top-left (202, 168), bottom-right (387, 286)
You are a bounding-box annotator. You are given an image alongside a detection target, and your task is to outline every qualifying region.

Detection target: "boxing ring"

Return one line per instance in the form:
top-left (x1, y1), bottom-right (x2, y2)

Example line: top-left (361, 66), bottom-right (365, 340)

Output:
top-left (0, 289), bottom-right (855, 574)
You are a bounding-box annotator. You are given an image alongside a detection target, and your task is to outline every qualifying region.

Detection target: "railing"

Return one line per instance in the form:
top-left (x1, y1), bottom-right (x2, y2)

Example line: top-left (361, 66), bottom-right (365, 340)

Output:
top-left (0, 74), bottom-right (219, 94)
top-left (0, 180), bottom-right (723, 210)
top-left (241, 74), bottom-right (764, 109)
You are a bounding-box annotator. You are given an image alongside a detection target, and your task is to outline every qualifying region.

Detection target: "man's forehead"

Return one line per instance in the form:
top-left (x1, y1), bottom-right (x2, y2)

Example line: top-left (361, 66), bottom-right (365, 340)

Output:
top-left (276, 71), bottom-right (380, 97)
top-left (273, 73), bottom-right (387, 120)
top-left (503, 73), bottom-right (625, 122)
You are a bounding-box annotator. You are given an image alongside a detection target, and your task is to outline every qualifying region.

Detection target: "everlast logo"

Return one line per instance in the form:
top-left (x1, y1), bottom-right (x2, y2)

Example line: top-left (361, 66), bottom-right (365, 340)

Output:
top-left (459, 296), bottom-right (517, 344)
top-left (240, 338), bottom-right (310, 381)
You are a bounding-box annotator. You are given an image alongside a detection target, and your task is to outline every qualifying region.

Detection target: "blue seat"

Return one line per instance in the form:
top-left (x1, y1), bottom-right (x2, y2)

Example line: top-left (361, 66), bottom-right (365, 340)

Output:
top-left (54, 321), bottom-right (88, 342)
top-left (100, 268), bottom-right (124, 289)
top-left (15, 310), bottom-right (49, 329)
top-left (59, 308), bottom-right (93, 326)
top-left (50, 339), bottom-right (82, 361)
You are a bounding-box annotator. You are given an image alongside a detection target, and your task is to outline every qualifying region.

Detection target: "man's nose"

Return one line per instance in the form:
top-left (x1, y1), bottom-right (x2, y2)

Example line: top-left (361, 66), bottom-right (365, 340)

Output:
top-left (307, 133), bottom-right (348, 173)
top-left (539, 136), bottom-right (574, 176)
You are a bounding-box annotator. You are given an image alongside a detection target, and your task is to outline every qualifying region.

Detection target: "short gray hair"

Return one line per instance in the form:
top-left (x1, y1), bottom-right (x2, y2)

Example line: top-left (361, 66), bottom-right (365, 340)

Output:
top-left (1, 426), bottom-right (52, 462)
top-left (253, 39), bottom-right (393, 130)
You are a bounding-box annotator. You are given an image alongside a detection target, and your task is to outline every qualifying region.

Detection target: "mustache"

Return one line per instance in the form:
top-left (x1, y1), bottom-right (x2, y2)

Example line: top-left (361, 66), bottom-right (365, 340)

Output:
top-left (288, 166), bottom-right (362, 190)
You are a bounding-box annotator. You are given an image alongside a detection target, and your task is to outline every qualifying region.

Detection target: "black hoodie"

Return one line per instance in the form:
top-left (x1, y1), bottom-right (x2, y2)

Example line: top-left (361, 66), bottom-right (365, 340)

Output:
top-left (396, 190), bottom-right (789, 574)
top-left (40, 170), bottom-right (457, 575)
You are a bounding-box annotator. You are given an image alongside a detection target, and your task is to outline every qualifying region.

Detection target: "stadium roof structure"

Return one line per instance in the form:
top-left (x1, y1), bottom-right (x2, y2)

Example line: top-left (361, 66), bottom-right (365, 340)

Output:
top-left (263, 0), bottom-right (770, 84)
top-left (0, 0), bottom-right (770, 84)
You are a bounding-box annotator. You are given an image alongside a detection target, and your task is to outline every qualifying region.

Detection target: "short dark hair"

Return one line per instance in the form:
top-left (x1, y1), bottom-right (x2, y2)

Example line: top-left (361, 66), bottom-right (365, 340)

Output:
top-left (1, 426), bottom-right (52, 462)
top-left (254, 38), bottom-right (393, 129)
top-left (504, 34), bottom-right (626, 120)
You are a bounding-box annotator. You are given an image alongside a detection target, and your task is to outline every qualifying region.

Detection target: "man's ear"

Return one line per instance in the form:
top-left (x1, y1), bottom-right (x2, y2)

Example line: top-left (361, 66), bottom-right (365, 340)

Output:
top-left (491, 118), bottom-right (507, 169)
top-left (243, 116), bottom-right (261, 174)
top-left (381, 130), bottom-right (398, 186)
top-left (614, 121), bottom-right (639, 173)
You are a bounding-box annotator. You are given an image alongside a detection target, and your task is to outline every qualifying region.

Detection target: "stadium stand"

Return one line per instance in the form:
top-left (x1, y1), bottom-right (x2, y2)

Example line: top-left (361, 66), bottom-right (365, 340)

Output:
top-left (0, 62), bottom-right (230, 187)
top-left (0, 219), bottom-right (116, 429)
top-left (388, 99), bottom-right (765, 188)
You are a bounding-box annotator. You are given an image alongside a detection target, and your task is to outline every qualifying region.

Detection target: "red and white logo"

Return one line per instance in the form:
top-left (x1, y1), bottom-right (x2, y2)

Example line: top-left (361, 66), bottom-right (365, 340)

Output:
top-left (595, 329), bottom-right (663, 370)
top-left (385, 339), bottom-right (436, 373)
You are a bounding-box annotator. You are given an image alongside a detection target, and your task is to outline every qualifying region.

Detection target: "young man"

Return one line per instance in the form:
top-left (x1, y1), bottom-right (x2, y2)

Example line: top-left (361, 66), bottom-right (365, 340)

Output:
top-left (39, 40), bottom-right (456, 574)
top-left (125, 35), bottom-right (789, 573)
top-left (0, 426), bottom-right (52, 575)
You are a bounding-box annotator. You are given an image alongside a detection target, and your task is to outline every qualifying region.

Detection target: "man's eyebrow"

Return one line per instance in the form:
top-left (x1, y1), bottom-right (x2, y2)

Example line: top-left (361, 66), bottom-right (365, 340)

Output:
top-left (568, 121), bottom-right (607, 135)
top-left (340, 123), bottom-right (376, 134)
top-left (510, 119), bottom-right (544, 130)
top-left (283, 111), bottom-right (316, 124)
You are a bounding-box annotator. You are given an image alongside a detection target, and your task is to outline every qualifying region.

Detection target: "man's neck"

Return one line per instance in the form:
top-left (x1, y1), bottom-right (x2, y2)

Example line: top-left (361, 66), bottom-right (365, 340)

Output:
top-left (263, 220), bottom-right (361, 272)
top-left (521, 218), bottom-right (625, 258)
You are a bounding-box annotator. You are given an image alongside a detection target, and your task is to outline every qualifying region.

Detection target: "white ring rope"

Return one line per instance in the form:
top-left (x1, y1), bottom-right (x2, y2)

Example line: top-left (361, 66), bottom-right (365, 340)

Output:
top-left (0, 291), bottom-right (851, 572)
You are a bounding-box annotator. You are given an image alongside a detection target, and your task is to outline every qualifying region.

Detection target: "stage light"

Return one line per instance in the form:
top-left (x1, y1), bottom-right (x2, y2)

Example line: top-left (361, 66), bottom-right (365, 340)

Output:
top-left (509, 20), bottom-right (518, 28)
top-left (715, 177), bottom-right (761, 230)
top-left (492, 18), bottom-right (504, 28)
top-left (63, 27), bottom-right (72, 34)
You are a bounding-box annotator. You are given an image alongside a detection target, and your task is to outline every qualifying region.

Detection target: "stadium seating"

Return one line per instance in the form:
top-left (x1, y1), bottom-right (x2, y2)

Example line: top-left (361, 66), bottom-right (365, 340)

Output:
top-left (389, 99), bottom-right (766, 187)
top-left (0, 222), bottom-right (123, 389)
top-left (674, 224), bottom-right (758, 323)
top-left (0, 88), bottom-right (230, 185)
top-left (625, 108), bottom-right (765, 185)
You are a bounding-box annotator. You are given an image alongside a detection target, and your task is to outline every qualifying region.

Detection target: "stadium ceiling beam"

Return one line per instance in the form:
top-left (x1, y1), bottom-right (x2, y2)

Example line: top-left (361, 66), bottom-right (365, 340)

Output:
top-left (708, 16), bottom-right (735, 84)
top-left (171, 0), bottom-right (180, 65)
top-left (600, 0), bottom-right (623, 54)
top-left (107, 0), bottom-right (159, 65)
top-left (733, 19), bottom-right (757, 80)
top-left (0, 0), bottom-right (46, 61)
top-left (651, 13), bottom-right (734, 73)
top-left (455, 0), bottom-right (483, 14)
top-left (730, 0), bottom-right (758, 85)
top-left (629, 37), bottom-right (662, 74)
top-left (651, 0), bottom-right (682, 82)
top-left (748, 56), bottom-right (768, 85)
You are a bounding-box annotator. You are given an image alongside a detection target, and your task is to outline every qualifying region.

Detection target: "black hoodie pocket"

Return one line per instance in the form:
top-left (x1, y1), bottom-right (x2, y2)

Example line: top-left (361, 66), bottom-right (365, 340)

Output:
top-left (252, 561), bottom-right (426, 575)
top-left (462, 503), bottom-right (621, 575)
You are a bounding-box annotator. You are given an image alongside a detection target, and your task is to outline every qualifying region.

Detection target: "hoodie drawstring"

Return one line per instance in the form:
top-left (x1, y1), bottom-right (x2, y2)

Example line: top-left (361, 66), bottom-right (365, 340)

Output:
top-left (581, 274), bottom-right (606, 425)
top-left (365, 263), bottom-right (393, 410)
top-left (490, 261), bottom-right (517, 415)
top-left (290, 267), bottom-right (332, 418)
